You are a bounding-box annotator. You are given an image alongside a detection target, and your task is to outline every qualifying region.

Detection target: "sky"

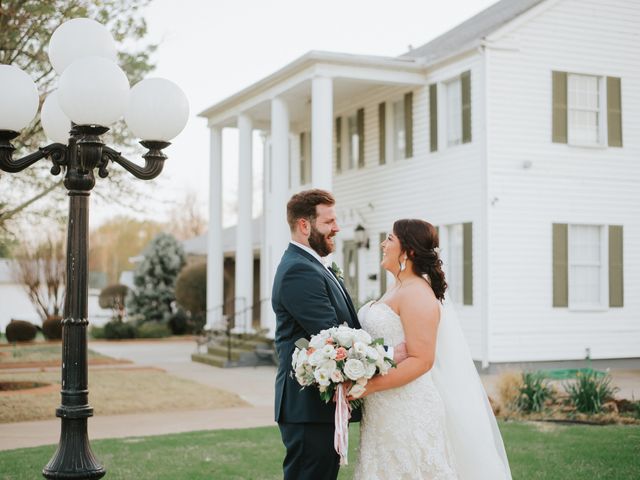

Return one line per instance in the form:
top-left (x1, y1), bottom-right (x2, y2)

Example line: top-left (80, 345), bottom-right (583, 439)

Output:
top-left (93, 0), bottom-right (499, 227)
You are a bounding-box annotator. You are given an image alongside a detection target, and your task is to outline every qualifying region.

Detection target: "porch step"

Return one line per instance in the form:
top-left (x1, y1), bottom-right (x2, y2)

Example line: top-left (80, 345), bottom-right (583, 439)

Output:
top-left (192, 331), bottom-right (277, 368)
top-left (191, 350), bottom-right (275, 368)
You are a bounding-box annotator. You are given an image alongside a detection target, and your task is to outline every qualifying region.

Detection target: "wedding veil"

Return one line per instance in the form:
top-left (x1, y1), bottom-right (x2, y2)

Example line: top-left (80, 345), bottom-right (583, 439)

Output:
top-left (430, 300), bottom-right (512, 480)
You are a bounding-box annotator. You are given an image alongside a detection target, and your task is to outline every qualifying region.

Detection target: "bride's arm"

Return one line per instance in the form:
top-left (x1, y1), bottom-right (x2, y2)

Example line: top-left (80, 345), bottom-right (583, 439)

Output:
top-left (357, 288), bottom-right (440, 397)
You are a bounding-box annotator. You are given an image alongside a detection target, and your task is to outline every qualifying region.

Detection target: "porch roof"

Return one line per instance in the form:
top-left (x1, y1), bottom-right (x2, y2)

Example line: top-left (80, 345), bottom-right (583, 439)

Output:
top-left (198, 50), bottom-right (426, 128)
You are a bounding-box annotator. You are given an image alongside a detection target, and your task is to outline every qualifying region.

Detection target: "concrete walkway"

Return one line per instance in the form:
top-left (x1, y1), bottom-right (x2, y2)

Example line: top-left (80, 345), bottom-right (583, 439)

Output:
top-left (1, 340), bottom-right (639, 452)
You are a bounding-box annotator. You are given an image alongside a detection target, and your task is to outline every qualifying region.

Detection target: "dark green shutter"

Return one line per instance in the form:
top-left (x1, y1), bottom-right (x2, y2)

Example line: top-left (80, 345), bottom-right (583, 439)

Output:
top-left (299, 132), bottom-right (306, 185)
top-left (335, 117), bottom-right (342, 173)
top-left (609, 225), bottom-right (624, 307)
top-left (429, 84), bottom-right (438, 152)
top-left (378, 102), bottom-right (386, 165)
top-left (461, 71), bottom-right (472, 144)
top-left (379, 232), bottom-right (387, 294)
top-left (357, 108), bottom-right (365, 168)
top-left (607, 77), bottom-right (622, 147)
top-left (404, 92), bottom-right (413, 158)
top-left (463, 222), bottom-right (473, 305)
top-left (552, 223), bottom-right (568, 307)
top-left (552, 71), bottom-right (568, 143)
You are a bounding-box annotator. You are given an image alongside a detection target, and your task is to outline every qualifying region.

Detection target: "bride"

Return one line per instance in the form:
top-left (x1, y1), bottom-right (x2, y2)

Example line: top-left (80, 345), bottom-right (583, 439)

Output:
top-left (351, 219), bottom-right (511, 480)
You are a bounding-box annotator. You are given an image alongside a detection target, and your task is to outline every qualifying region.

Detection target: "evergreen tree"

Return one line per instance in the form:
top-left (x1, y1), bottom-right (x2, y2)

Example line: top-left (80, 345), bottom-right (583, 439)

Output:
top-left (127, 233), bottom-right (186, 323)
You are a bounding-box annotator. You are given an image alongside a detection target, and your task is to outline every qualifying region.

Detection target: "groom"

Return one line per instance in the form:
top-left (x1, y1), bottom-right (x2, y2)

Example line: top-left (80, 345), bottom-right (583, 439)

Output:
top-left (272, 189), bottom-right (404, 480)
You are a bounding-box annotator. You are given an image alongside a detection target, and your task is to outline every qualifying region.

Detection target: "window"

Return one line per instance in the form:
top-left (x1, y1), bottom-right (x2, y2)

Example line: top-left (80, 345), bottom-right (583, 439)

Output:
top-left (441, 222), bottom-right (473, 305)
top-left (348, 113), bottom-right (359, 169)
top-left (552, 72), bottom-right (622, 147)
top-left (568, 74), bottom-right (600, 145)
top-left (552, 224), bottom-right (623, 309)
top-left (393, 99), bottom-right (406, 160)
top-left (446, 77), bottom-right (462, 146)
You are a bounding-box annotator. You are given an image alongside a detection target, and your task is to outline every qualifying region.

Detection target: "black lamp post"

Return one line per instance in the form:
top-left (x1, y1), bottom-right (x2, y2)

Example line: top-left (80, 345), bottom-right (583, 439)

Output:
top-left (0, 18), bottom-right (188, 479)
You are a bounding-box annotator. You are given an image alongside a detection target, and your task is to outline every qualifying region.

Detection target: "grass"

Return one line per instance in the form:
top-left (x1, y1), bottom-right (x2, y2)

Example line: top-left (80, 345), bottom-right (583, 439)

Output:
top-left (0, 422), bottom-right (638, 479)
top-left (0, 342), bottom-right (107, 365)
top-left (0, 369), bottom-right (248, 423)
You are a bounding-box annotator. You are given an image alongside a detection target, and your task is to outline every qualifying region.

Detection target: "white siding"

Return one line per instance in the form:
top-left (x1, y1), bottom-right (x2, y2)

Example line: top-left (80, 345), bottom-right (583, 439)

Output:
top-left (486, 0), bottom-right (640, 361)
top-left (332, 54), bottom-right (486, 358)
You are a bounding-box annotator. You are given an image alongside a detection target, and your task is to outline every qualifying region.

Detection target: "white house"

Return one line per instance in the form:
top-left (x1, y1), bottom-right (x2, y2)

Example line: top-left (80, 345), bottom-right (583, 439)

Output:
top-left (199, 0), bottom-right (639, 365)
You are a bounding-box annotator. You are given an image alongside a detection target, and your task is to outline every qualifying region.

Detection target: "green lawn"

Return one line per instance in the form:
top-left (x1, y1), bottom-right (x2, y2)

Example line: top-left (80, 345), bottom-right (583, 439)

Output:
top-left (0, 422), bottom-right (638, 479)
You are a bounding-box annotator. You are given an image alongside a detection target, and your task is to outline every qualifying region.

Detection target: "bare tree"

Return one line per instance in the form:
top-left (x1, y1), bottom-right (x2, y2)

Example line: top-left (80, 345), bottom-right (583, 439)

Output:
top-left (12, 235), bottom-right (66, 322)
top-left (166, 191), bottom-right (208, 241)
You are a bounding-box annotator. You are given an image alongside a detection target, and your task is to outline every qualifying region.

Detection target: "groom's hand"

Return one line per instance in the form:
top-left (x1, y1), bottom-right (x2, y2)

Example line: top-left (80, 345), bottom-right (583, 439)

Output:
top-left (393, 342), bottom-right (408, 364)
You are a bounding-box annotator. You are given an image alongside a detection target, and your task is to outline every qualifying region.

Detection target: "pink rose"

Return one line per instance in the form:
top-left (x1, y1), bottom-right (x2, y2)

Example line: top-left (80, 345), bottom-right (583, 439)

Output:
top-left (335, 347), bottom-right (347, 361)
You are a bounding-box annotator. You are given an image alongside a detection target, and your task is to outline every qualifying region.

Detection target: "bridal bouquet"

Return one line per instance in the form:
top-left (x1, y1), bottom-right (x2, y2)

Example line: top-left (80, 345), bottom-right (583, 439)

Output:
top-left (291, 324), bottom-right (395, 464)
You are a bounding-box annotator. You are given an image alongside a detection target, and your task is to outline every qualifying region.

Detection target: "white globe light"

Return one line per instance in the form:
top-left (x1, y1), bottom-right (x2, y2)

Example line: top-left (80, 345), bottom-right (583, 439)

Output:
top-left (48, 18), bottom-right (117, 75)
top-left (0, 65), bottom-right (39, 132)
top-left (57, 56), bottom-right (130, 127)
top-left (125, 78), bottom-right (189, 141)
top-left (41, 91), bottom-right (72, 144)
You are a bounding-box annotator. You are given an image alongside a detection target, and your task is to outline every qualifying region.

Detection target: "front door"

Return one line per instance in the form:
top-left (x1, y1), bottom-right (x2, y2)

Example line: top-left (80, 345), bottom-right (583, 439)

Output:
top-left (342, 240), bottom-right (358, 305)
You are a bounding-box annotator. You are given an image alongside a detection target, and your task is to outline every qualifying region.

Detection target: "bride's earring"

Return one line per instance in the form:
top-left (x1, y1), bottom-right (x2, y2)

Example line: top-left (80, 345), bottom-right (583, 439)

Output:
top-left (399, 257), bottom-right (406, 272)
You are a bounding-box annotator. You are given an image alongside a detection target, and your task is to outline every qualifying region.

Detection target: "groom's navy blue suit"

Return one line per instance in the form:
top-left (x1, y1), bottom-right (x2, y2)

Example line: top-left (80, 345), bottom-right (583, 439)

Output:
top-left (273, 243), bottom-right (362, 480)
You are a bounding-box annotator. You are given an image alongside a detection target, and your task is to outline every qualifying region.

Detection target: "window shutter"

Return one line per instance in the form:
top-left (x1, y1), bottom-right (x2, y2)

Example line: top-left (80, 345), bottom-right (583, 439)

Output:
top-left (378, 103), bottom-right (386, 165)
top-left (552, 223), bottom-right (569, 307)
top-left (379, 232), bottom-right (387, 294)
top-left (461, 71), bottom-right (472, 144)
top-left (607, 77), bottom-right (623, 147)
top-left (609, 225), bottom-right (624, 307)
top-left (552, 71), bottom-right (568, 143)
top-left (404, 92), bottom-right (413, 158)
top-left (357, 108), bottom-right (365, 168)
top-left (463, 222), bottom-right (473, 305)
top-left (299, 132), bottom-right (306, 185)
top-left (335, 117), bottom-right (342, 173)
top-left (429, 84), bottom-right (438, 152)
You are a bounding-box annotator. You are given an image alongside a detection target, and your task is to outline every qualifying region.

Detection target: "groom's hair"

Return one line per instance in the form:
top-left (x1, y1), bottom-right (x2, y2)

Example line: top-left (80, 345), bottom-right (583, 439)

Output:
top-left (287, 189), bottom-right (335, 231)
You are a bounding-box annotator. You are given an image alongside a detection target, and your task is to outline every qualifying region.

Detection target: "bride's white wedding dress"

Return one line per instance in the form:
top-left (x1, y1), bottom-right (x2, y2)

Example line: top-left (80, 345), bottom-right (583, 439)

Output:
top-left (354, 300), bottom-right (512, 480)
top-left (354, 301), bottom-right (457, 480)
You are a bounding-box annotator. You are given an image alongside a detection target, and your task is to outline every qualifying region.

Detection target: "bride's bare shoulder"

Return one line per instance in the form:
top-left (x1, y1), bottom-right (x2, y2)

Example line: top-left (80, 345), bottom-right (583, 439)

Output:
top-left (397, 279), bottom-right (440, 320)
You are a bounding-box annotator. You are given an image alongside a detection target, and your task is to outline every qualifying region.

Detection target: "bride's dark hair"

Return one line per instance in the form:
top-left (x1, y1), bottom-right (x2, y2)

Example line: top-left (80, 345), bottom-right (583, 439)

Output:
top-left (393, 219), bottom-right (447, 302)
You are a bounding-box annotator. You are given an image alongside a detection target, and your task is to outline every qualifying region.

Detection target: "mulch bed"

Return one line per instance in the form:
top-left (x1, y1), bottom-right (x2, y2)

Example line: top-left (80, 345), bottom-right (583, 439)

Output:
top-left (0, 357), bottom-right (131, 370)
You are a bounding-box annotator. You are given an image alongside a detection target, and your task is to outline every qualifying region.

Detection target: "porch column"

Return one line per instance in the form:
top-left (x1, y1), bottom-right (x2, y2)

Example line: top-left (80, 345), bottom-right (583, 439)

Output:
top-left (206, 125), bottom-right (223, 329)
top-left (311, 76), bottom-right (333, 190)
top-left (235, 114), bottom-right (253, 332)
top-left (263, 96), bottom-right (291, 335)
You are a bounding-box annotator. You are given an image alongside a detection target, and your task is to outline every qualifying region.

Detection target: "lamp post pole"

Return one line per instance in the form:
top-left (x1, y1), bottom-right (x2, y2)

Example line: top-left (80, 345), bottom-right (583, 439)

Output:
top-left (0, 18), bottom-right (188, 479)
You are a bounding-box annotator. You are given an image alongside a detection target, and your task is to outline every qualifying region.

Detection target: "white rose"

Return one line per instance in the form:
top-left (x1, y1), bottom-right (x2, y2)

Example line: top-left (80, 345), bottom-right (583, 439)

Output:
top-left (319, 359), bottom-right (337, 375)
top-left (310, 332), bottom-right (330, 349)
top-left (353, 341), bottom-right (367, 356)
top-left (334, 327), bottom-right (354, 348)
top-left (343, 358), bottom-right (366, 380)
top-left (308, 349), bottom-right (325, 367)
top-left (365, 362), bottom-right (377, 378)
top-left (365, 346), bottom-right (380, 361)
top-left (349, 382), bottom-right (367, 399)
top-left (353, 329), bottom-right (372, 345)
top-left (330, 369), bottom-right (344, 383)
top-left (321, 344), bottom-right (337, 359)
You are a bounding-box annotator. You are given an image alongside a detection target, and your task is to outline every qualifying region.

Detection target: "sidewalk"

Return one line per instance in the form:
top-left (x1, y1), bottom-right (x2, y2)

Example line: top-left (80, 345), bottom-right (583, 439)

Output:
top-left (0, 340), bottom-right (277, 451)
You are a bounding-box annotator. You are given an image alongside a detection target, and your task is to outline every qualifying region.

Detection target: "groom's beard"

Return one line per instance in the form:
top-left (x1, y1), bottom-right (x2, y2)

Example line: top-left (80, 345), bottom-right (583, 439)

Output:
top-left (308, 225), bottom-right (334, 257)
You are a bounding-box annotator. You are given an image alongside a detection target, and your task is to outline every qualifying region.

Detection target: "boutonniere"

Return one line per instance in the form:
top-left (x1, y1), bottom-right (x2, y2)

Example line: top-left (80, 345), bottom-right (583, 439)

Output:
top-left (330, 261), bottom-right (344, 282)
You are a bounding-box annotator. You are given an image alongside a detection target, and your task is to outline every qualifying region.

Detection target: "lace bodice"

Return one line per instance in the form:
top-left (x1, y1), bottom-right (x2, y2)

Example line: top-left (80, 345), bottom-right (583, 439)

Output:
top-left (354, 301), bottom-right (458, 480)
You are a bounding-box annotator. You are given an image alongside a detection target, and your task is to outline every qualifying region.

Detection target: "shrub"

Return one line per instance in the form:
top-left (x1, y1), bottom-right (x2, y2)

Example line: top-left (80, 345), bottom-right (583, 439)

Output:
top-left (168, 309), bottom-right (189, 335)
top-left (5, 320), bottom-right (38, 343)
top-left (42, 316), bottom-right (63, 340)
top-left (516, 372), bottom-right (554, 413)
top-left (136, 322), bottom-right (171, 338)
top-left (175, 262), bottom-right (206, 317)
top-left (564, 370), bottom-right (618, 414)
top-left (103, 320), bottom-right (137, 340)
top-left (496, 371), bottom-right (523, 412)
top-left (99, 284), bottom-right (129, 321)
top-left (90, 325), bottom-right (106, 339)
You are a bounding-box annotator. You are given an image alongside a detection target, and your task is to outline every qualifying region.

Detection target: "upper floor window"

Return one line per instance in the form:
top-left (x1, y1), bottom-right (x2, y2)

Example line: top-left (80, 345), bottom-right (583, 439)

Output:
top-left (446, 77), bottom-right (462, 146)
top-left (429, 71), bottom-right (471, 152)
top-left (336, 108), bottom-right (364, 173)
top-left (393, 98), bottom-right (406, 160)
top-left (552, 71), bottom-right (622, 147)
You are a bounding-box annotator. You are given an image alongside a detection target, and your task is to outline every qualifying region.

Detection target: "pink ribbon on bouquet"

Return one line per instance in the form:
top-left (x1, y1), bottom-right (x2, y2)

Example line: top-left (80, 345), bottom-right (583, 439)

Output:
top-left (334, 383), bottom-right (351, 465)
